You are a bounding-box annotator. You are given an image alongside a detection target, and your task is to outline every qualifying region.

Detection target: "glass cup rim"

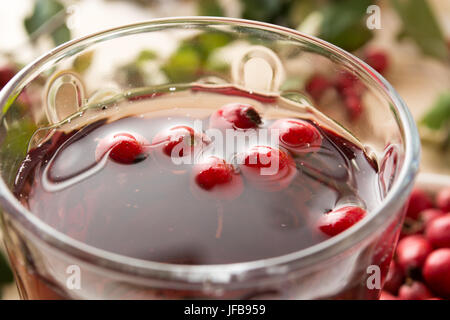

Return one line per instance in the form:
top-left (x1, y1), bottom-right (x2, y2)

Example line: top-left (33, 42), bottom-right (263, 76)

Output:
top-left (0, 16), bottom-right (420, 285)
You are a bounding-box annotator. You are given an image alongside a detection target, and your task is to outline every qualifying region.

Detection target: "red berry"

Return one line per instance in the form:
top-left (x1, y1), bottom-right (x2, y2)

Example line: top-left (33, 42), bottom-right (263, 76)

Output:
top-left (436, 187), bottom-right (450, 213)
top-left (240, 145), bottom-right (297, 192)
top-left (422, 248), bottom-right (450, 298)
top-left (379, 291), bottom-right (398, 300)
top-left (420, 208), bottom-right (446, 226)
top-left (364, 49), bottom-right (389, 74)
top-left (0, 66), bottom-right (16, 88)
top-left (343, 91), bottom-right (363, 120)
top-left (152, 125), bottom-right (203, 158)
top-left (192, 156), bottom-right (243, 200)
top-left (383, 261), bottom-right (404, 295)
top-left (396, 235), bottom-right (432, 275)
top-left (209, 103), bottom-right (262, 130)
top-left (334, 71), bottom-right (360, 93)
top-left (425, 214), bottom-right (450, 248)
top-left (95, 132), bottom-right (147, 164)
top-left (398, 281), bottom-right (433, 300)
top-left (316, 206), bottom-right (366, 237)
top-left (270, 119), bottom-right (322, 153)
top-left (305, 74), bottom-right (331, 101)
top-left (406, 188), bottom-right (433, 220)
top-left (334, 72), bottom-right (364, 121)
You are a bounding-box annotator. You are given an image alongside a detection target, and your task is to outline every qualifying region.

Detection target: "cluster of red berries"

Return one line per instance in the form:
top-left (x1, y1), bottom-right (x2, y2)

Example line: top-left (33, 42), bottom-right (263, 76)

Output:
top-left (380, 186), bottom-right (450, 300)
top-left (305, 49), bottom-right (389, 121)
top-left (95, 103), bottom-right (321, 195)
top-left (95, 103), bottom-right (367, 237)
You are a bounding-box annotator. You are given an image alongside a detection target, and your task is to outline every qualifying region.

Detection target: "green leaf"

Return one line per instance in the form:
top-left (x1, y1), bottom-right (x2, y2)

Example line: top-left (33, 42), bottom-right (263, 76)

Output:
top-left (288, 0), bottom-right (319, 28)
top-left (421, 91), bottom-right (450, 130)
top-left (391, 0), bottom-right (448, 60)
top-left (241, 0), bottom-right (285, 23)
top-left (162, 45), bottom-right (202, 82)
top-left (162, 32), bottom-right (233, 82)
top-left (195, 32), bottom-right (233, 57)
top-left (197, 0), bottom-right (224, 16)
top-left (0, 117), bottom-right (37, 187)
top-left (0, 252), bottom-right (13, 285)
top-left (24, 0), bottom-right (71, 47)
top-left (51, 23), bottom-right (71, 46)
top-left (319, 0), bottom-right (374, 52)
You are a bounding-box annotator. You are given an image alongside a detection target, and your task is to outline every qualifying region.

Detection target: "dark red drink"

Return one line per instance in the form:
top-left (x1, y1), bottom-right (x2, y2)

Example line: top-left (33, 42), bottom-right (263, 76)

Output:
top-left (11, 85), bottom-right (386, 298)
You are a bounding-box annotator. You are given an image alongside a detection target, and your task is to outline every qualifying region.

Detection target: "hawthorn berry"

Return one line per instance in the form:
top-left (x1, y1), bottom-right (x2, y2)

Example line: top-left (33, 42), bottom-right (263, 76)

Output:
top-left (192, 156), bottom-right (243, 200)
top-left (364, 49), bottom-right (389, 74)
top-left (95, 132), bottom-right (147, 164)
top-left (420, 208), bottom-right (446, 227)
top-left (343, 90), bottom-right (363, 120)
top-left (316, 206), bottom-right (366, 237)
top-left (436, 187), bottom-right (450, 213)
top-left (152, 125), bottom-right (204, 158)
top-left (305, 74), bottom-right (331, 101)
top-left (422, 248), bottom-right (450, 299)
top-left (270, 119), bottom-right (322, 153)
top-left (379, 290), bottom-right (398, 300)
top-left (425, 214), bottom-right (450, 248)
top-left (240, 145), bottom-right (296, 192)
top-left (209, 103), bottom-right (262, 130)
top-left (398, 281), bottom-right (433, 300)
top-left (396, 235), bottom-right (432, 275)
top-left (405, 188), bottom-right (433, 220)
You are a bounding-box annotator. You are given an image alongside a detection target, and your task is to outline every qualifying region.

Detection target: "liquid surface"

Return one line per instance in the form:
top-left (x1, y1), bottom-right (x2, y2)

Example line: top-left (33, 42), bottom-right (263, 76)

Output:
top-left (14, 85), bottom-right (382, 264)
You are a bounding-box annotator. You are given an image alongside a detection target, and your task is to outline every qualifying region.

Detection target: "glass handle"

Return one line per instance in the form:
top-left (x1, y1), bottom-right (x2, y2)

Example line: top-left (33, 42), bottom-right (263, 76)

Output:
top-left (44, 71), bottom-right (85, 124)
top-left (231, 45), bottom-right (285, 93)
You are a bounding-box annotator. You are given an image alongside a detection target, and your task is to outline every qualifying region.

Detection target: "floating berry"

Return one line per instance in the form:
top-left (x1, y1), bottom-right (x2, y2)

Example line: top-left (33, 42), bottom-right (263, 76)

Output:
top-left (192, 156), bottom-right (243, 200)
top-left (425, 214), bottom-right (450, 248)
top-left (240, 145), bottom-right (296, 192)
top-left (153, 125), bottom-right (194, 157)
top-left (436, 187), bottom-right (450, 213)
top-left (95, 132), bottom-right (147, 164)
top-left (316, 206), bottom-right (366, 237)
top-left (270, 119), bottom-right (322, 153)
top-left (398, 281), bottom-right (433, 300)
top-left (422, 248), bottom-right (450, 299)
top-left (152, 125), bottom-right (208, 159)
top-left (209, 103), bottom-right (262, 130)
top-left (364, 49), bottom-right (389, 74)
top-left (383, 261), bottom-right (404, 295)
top-left (406, 188), bottom-right (433, 220)
top-left (396, 235), bottom-right (432, 276)
top-left (305, 74), bottom-right (331, 101)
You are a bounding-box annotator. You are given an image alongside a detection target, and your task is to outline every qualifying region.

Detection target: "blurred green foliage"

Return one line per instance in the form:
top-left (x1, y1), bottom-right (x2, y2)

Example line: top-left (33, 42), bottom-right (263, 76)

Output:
top-left (197, 0), bottom-right (224, 16)
top-left (421, 91), bottom-right (450, 131)
top-left (319, 0), bottom-right (373, 52)
top-left (392, 0), bottom-right (448, 61)
top-left (162, 32), bottom-right (234, 82)
top-left (24, 0), bottom-right (71, 47)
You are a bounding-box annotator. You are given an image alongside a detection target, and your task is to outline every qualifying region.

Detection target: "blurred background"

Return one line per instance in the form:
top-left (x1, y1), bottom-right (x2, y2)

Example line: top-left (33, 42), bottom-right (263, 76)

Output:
top-left (0, 0), bottom-right (449, 299)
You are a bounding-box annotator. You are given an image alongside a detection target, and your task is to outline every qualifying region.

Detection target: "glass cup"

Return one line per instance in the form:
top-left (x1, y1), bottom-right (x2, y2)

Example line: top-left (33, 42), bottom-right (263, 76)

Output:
top-left (0, 17), bottom-right (420, 299)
